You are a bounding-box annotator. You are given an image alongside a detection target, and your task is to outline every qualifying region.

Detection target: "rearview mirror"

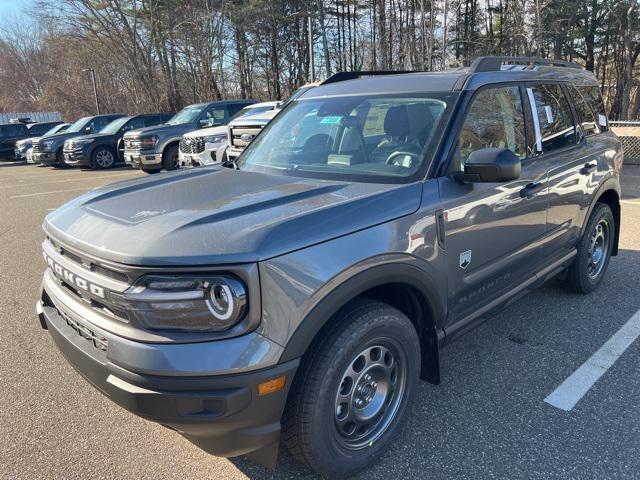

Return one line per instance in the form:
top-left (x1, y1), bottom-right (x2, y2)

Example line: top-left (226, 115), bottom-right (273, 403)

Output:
top-left (455, 147), bottom-right (521, 183)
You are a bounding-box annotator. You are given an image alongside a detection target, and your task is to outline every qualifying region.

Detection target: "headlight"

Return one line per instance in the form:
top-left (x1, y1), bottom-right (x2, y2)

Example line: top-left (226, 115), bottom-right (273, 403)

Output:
top-left (139, 136), bottom-right (158, 149)
top-left (204, 134), bottom-right (227, 144)
top-left (42, 140), bottom-right (54, 152)
top-left (112, 274), bottom-right (248, 332)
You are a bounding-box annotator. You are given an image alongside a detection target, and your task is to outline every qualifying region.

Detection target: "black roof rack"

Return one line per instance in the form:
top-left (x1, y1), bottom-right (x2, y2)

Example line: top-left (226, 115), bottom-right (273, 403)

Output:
top-left (321, 70), bottom-right (420, 85)
top-left (469, 56), bottom-right (583, 73)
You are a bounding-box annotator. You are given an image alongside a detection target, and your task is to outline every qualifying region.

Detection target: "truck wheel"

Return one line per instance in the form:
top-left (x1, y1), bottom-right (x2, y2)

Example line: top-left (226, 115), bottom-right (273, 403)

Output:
top-left (565, 202), bottom-right (615, 294)
top-left (53, 148), bottom-right (69, 169)
top-left (91, 147), bottom-right (116, 169)
top-left (282, 299), bottom-right (420, 477)
top-left (162, 145), bottom-right (179, 171)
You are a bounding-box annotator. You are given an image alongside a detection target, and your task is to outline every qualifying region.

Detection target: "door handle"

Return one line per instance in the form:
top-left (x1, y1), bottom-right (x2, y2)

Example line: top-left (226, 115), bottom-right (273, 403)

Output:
top-left (520, 182), bottom-right (545, 199)
top-left (580, 162), bottom-right (597, 175)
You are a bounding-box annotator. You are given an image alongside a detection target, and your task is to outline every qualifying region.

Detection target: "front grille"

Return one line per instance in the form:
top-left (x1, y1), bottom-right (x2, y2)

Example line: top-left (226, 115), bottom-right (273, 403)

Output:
top-left (180, 136), bottom-right (205, 154)
top-left (32, 143), bottom-right (42, 154)
top-left (47, 236), bottom-right (130, 283)
top-left (124, 138), bottom-right (142, 150)
top-left (229, 125), bottom-right (263, 149)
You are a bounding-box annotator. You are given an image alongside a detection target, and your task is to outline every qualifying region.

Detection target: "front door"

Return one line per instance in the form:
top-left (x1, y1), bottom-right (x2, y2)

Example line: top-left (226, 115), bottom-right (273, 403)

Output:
top-left (438, 85), bottom-right (548, 338)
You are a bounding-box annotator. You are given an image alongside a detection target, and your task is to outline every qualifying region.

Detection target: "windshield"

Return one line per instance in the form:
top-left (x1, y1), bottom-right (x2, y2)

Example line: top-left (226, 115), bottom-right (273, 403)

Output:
top-left (43, 124), bottom-right (67, 137)
top-left (167, 105), bottom-right (205, 125)
top-left (67, 117), bottom-right (91, 133)
top-left (100, 116), bottom-right (131, 134)
top-left (238, 93), bottom-right (454, 181)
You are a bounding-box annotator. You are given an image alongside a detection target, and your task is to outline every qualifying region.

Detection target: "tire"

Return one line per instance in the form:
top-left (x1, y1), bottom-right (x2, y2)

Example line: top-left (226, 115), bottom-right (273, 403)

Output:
top-left (141, 168), bottom-right (161, 174)
top-left (282, 299), bottom-right (420, 478)
top-left (53, 148), bottom-right (69, 169)
top-left (91, 147), bottom-right (116, 169)
top-left (565, 202), bottom-right (615, 294)
top-left (162, 145), bottom-right (179, 171)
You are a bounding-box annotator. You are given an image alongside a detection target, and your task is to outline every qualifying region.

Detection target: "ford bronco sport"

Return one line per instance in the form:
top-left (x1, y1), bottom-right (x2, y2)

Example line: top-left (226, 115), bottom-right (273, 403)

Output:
top-left (37, 57), bottom-right (622, 477)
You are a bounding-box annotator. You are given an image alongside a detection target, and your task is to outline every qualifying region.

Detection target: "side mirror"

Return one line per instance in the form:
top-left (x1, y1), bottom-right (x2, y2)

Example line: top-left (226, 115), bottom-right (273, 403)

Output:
top-left (199, 119), bottom-right (219, 128)
top-left (455, 147), bottom-right (521, 183)
top-left (85, 126), bottom-right (93, 134)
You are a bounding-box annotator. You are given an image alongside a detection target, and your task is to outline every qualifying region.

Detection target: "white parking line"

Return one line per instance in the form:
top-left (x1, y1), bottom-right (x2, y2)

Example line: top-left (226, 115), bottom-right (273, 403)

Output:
top-left (10, 187), bottom-right (96, 199)
top-left (0, 172), bottom-right (132, 189)
top-left (545, 307), bottom-right (640, 411)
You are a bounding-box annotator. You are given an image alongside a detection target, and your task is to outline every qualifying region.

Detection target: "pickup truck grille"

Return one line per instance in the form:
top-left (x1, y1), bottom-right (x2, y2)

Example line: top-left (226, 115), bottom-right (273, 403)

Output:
top-left (180, 136), bottom-right (205, 154)
top-left (31, 143), bottom-right (42, 154)
top-left (124, 138), bottom-right (142, 150)
top-left (229, 125), bottom-right (263, 150)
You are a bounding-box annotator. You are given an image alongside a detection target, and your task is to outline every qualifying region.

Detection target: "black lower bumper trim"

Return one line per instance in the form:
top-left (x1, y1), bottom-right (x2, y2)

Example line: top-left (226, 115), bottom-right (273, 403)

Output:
top-left (40, 302), bottom-right (299, 459)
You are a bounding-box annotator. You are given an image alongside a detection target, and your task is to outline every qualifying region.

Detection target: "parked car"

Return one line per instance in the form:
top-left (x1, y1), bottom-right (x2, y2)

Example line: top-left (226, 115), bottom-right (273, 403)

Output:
top-left (123, 99), bottom-right (257, 174)
top-left (179, 101), bottom-right (280, 168)
top-left (33, 114), bottom-right (125, 168)
top-left (0, 122), bottom-right (30, 159)
top-left (225, 85), bottom-right (317, 163)
top-left (63, 113), bottom-right (173, 169)
top-left (17, 123), bottom-right (70, 161)
top-left (36, 57), bottom-right (621, 477)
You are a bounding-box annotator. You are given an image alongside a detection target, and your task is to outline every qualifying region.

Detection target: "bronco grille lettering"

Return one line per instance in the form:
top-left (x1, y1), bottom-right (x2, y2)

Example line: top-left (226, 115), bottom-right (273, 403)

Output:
top-left (44, 253), bottom-right (106, 299)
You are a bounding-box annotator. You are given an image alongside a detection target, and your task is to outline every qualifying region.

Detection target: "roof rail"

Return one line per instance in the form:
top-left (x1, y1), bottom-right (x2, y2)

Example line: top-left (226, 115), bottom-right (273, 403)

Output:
top-left (320, 70), bottom-right (420, 85)
top-left (469, 56), bottom-right (583, 73)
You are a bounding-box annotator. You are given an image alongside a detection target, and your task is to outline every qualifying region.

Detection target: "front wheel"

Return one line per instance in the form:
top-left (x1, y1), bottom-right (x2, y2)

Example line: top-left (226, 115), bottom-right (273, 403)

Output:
top-left (282, 299), bottom-right (420, 477)
top-left (91, 147), bottom-right (116, 169)
top-left (565, 202), bottom-right (615, 294)
top-left (162, 145), bottom-right (179, 171)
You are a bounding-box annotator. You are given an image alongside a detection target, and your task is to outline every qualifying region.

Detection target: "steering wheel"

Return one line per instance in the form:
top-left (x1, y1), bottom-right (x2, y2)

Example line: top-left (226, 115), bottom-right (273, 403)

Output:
top-left (385, 149), bottom-right (421, 168)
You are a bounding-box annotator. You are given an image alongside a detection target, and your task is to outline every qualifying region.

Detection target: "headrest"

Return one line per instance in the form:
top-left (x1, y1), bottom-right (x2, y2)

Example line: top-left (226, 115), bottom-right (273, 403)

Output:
top-left (384, 106), bottom-right (410, 137)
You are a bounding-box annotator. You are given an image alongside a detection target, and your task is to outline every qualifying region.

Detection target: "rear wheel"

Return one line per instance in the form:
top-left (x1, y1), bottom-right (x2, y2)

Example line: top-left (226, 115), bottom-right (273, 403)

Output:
top-left (282, 299), bottom-right (420, 477)
top-left (565, 202), bottom-right (615, 294)
top-left (91, 147), bottom-right (116, 169)
top-left (162, 145), bottom-right (179, 171)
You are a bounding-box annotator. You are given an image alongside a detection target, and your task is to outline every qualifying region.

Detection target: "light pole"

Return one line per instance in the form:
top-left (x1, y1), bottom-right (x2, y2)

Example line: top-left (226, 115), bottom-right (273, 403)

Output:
top-left (83, 68), bottom-right (100, 115)
top-left (292, 11), bottom-right (315, 83)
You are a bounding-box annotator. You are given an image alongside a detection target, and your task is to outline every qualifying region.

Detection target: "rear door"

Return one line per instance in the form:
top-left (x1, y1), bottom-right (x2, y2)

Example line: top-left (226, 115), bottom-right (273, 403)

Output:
top-left (526, 83), bottom-right (599, 255)
top-left (438, 85), bottom-right (548, 336)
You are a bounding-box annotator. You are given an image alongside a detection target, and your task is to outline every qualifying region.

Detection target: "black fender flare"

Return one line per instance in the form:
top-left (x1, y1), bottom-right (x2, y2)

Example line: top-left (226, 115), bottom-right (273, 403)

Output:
top-left (582, 176), bottom-right (621, 255)
top-left (278, 261), bottom-right (446, 383)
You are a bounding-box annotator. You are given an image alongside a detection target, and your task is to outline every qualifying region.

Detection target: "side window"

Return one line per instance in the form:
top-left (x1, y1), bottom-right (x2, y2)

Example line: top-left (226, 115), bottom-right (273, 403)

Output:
top-left (93, 116), bottom-right (114, 132)
top-left (124, 117), bottom-right (145, 131)
top-left (227, 104), bottom-right (245, 117)
top-left (455, 86), bottom-right (526, 170)
top-left (569, 85), bottom-right (599, 136)
top-left (579, 85), bottom-right (608, 132)
top-left (203, 107), bottom-right (227, 123)
top-left (527, 84), bottom-right (576, 153)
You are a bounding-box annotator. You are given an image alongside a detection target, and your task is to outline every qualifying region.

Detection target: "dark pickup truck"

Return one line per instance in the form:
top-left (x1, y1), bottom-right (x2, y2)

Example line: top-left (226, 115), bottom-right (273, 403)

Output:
top-left (0, 123), bottom-right (31, 159)
top-left (63, 113), bottom-right (173, 169)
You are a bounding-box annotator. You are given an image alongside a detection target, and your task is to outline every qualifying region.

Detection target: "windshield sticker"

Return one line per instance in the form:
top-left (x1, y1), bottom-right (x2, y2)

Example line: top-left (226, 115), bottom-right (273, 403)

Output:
top-left (320, 116), bottom-right (342, 125)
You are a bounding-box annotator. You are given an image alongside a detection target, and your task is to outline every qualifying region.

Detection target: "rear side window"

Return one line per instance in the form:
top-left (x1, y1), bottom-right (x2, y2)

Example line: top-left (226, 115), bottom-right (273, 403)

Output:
top-left (455, 86), bottom-right (526, 171)
top-left (527, 84), bottom-right (576, 153)
top-left (577, 85), bottom-right (608, 133)
top-left (125, 117), bottom-right (146, 131)
top-left (28, 123), bottom-right (53, 135)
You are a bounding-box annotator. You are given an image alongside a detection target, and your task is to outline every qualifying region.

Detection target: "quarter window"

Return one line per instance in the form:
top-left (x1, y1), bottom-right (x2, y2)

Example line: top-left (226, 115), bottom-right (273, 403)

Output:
top-left (455, 86), bottom-right (526, 171)
top-left (527, 84), bottom-right (576, 153)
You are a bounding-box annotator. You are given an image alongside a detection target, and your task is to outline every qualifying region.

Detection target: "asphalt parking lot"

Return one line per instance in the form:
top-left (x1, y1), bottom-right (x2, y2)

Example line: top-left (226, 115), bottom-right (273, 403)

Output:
top-left (1, 162), bottom-right (640, 480)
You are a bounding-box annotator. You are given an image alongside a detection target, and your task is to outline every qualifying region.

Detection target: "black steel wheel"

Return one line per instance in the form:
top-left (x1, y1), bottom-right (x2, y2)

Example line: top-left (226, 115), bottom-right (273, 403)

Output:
top-left (282, 299), bottom-right (420, 477)
top-left (566, 202), bottom-right (615, 294)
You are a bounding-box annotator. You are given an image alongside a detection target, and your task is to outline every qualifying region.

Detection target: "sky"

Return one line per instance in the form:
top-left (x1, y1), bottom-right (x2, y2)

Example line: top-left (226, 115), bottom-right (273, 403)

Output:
top-left (0, 0), bottom-right (32, 17)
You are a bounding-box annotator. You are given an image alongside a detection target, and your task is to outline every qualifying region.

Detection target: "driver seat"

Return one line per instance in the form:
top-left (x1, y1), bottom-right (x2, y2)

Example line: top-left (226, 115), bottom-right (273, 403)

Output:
top-left (371, 105), bottom-right (417, 164)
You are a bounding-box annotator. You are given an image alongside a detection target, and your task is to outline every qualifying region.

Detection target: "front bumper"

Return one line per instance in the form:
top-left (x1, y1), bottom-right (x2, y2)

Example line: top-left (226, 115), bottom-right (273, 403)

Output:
top-left (63, 147), bottom-right (90, 166)
top-left (37, 278), bottom-right (298, 459)
top-left (178, 143), bottom-right (226, 168)
top-left (124, 150), bottom-right (162, 169)
top-left (34, 152), bottom-right (57, 165)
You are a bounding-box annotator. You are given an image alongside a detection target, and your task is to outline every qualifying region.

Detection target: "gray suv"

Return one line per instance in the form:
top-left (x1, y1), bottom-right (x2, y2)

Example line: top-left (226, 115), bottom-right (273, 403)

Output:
top-left (37, 57), bottom-right (622, 477)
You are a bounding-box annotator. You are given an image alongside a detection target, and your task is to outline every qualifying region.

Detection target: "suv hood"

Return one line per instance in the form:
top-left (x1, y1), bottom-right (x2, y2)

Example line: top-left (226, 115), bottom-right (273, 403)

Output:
top-left (37, 131), bottom-right (86, 146)
top-left (230, 109), bottom-right (279, 127)
top-left (124, 123), bottom-right (192, 138)
top-left (184, 125), bottom-right (227, 138)
top-left (68, 132), bottom-right (117, 143)
top-left (44, 168), bottom-right (421, 266)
